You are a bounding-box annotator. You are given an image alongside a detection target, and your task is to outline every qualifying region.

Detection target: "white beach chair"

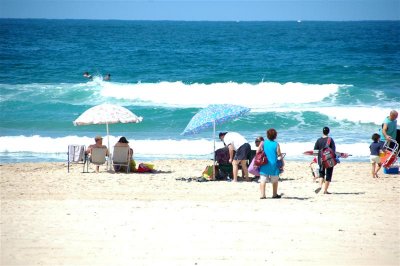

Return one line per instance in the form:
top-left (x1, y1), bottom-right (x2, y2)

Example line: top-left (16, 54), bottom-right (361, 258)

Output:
top-left (67, 145), bottom-right (86, 173)
top-left (112, 146), bottom-right (131, 173)
top-left (88, 147), bottom-right (108, 173)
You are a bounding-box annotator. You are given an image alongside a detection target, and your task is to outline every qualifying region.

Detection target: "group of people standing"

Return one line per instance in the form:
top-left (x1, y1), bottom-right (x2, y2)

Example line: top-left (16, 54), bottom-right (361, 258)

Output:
top-left (84, 110), bottom-right (398, 199)
top-left (219, 109), bottom-right (398, 199)
top-left (219, 126), bottom-right (337, 199)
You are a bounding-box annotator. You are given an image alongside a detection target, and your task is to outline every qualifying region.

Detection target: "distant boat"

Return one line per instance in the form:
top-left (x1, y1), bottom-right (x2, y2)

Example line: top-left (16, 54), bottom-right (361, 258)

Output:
top-left (297, 20), bottom-right (302, 23)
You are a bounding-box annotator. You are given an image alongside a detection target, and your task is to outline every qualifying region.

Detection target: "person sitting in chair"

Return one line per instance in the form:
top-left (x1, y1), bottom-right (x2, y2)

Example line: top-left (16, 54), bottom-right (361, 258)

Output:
top-left (113, 136), bottom-right (134, 172)
top-left (86, 135), bottom-right (109, 173)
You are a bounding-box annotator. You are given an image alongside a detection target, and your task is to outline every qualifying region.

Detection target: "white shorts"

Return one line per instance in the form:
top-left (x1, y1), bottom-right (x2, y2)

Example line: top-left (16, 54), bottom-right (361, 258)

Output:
top-left (259, 175), bottom-right (279, 183)
top-left (370, 155), bottom-right (380, 164)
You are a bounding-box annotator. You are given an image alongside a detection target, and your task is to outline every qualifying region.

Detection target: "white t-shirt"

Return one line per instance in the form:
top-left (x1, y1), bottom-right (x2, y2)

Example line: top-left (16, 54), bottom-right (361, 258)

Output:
top-left (223, 132), bottom-right (247, 151)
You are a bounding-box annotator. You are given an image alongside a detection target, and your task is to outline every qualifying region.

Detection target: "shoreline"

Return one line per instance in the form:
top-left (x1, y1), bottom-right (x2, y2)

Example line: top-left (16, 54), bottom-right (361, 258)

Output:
top-left (0, 153), bottom-right (372, 164)
top-left (1, 160), bottom-right (399, 265)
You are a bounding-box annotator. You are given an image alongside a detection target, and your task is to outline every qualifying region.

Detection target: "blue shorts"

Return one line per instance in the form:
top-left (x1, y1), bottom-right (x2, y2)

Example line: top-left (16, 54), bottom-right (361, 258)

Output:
top-left (234, 143), bottom-right (251, 161)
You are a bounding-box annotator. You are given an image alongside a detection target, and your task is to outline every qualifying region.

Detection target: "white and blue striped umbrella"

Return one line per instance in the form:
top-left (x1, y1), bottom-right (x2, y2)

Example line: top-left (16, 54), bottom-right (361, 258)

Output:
top-left (181, 104), bottom-right (250, 176)
top-left (181, 104), bottom-right (250, 136)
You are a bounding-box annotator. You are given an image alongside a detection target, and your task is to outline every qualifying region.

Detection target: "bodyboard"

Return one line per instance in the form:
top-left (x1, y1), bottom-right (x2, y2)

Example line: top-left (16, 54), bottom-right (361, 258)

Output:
top-left (303, 150), bottom-right (351, 158)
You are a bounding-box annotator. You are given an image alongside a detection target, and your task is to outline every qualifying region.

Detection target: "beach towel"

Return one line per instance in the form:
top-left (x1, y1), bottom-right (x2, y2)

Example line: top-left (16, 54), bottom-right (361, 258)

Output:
top-left (202, 165), bottom-right (218, 180)
top-left (136, 163), bottom-right (154, 173)
top-left (68, 145), bottom-right (85, 162)
top-left (321, 138), bottom-right (337, 168)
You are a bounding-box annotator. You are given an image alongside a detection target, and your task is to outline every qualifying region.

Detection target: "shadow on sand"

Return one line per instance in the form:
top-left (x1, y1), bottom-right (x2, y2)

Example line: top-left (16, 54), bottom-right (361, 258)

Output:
top-left (329, 192), bottom-right (366, 195)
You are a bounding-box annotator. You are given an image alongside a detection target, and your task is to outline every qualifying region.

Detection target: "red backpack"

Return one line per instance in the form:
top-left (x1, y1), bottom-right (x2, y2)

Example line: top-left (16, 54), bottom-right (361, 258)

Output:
top-left (321, 138), bottom-right (337, 168)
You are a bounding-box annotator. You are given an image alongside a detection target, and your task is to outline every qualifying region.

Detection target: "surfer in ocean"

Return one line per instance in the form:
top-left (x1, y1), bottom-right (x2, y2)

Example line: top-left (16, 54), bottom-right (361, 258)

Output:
top-left (103, 73), bottom-right (111, 81)
top-left (83, 72), bottom-right (92, 80)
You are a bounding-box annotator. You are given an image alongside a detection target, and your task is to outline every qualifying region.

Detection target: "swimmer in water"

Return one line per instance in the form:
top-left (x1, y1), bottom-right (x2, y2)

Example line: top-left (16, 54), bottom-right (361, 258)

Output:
top-left (83, 72), bottom-right (92, 80)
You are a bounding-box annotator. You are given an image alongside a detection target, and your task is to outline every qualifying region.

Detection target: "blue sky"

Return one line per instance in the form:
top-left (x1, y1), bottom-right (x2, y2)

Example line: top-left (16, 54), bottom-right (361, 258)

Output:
top-left (1, 0), bottom-right (399, 21)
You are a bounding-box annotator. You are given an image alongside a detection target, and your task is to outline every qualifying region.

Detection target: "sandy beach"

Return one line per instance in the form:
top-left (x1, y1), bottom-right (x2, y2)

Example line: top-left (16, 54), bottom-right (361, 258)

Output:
top-left (1, 159), bottom-right (399, 266)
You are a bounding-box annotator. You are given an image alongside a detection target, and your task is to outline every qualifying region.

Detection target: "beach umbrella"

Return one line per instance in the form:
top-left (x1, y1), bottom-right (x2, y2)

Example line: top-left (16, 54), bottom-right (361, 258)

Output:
top-left (181, 104), bottom-right (250, 176)
top-left (73, 103), bottom-right (143, 153)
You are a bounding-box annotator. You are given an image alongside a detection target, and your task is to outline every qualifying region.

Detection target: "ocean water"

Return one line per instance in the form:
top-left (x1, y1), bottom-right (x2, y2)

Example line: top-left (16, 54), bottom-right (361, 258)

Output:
top-left (0, 19), bottom-right (399, 163)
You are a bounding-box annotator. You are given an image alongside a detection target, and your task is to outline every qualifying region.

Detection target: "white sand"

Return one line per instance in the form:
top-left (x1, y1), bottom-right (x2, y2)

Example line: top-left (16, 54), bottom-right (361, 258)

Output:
top-left (1, 160), bottom-right (399, 265)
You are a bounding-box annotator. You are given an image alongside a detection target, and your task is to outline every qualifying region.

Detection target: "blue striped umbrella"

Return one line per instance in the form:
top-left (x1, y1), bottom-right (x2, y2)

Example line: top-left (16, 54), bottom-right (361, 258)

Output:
top-left (181, 104), bottom-right (250, 136)
top-left (181, 104), bottom-right (250, 177)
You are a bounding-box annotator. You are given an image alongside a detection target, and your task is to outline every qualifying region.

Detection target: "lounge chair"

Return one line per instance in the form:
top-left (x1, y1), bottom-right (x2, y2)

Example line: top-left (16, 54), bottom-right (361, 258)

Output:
top-left (381, 139), bottom-right (399, 168)
top-left (88, 147), bottom-right (108, 173)
top-left (67, 145), bottom-right (86, 173)
top-left (112, 146), bottom-right (131, 173)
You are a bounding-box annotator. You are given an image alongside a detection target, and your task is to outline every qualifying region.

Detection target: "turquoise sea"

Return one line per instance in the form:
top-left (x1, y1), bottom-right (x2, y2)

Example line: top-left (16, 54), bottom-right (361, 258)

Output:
top-left (0, 19), bottom-right (399, 163)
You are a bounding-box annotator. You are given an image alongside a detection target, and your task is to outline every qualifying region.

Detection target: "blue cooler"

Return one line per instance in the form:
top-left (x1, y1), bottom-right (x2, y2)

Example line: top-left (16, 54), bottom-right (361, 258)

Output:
top-left (383, 166), bottom-right (399, 174)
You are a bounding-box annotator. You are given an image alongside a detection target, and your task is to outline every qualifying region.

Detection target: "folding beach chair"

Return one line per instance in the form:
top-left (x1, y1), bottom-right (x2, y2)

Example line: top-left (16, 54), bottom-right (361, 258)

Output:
top-left (87, 147), bottom-right (108, 173)
top-left (67, 145), bottom-right (86, 173)
top-left (381, 139), bottom-right (399, 169)
top-left (112, 146), bottom-right (131, 173)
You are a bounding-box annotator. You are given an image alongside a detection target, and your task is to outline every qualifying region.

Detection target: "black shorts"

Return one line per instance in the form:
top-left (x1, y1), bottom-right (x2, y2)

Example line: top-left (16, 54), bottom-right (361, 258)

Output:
top-left (233, 143), bottom-right (251, 161)
top-left (319, 166), bottom-right (334, 182)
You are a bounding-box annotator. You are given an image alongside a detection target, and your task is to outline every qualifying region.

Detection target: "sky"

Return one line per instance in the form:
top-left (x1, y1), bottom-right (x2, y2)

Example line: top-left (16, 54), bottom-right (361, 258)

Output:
top-left (0, 0), bottom-right (399, 21)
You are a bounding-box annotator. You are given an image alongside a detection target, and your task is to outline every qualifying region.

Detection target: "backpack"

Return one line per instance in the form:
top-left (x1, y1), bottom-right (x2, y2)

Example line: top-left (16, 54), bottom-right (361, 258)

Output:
top-left (215, 147), bottom-right (230, 164)
top-left (321, 138), bottom-right (337, 168)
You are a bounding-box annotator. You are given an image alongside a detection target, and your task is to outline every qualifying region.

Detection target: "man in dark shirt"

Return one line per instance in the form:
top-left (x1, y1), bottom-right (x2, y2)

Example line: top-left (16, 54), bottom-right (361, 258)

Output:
top-left (313, 127), bottom-right (336, 194)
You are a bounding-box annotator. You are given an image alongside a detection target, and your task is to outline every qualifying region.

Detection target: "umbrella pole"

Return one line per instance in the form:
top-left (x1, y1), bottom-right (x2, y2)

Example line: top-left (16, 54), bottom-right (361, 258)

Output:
top-left (213, 120), bottom-right (216, 180)
top-left (106, 122), bottom-right (111, 170)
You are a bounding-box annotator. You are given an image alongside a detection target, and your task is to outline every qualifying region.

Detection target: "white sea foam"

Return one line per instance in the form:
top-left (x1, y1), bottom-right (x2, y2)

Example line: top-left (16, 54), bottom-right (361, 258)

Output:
top-left (100, 81), bottom-right (343, 108)
top-left (252, 106), bottom-right (395, 125)
top-left (92, 81), bottom-right (396, 125)
top-left (0, 135), bottom-right (370, 162)
top-left (2, 80), bottom-right (394, 126)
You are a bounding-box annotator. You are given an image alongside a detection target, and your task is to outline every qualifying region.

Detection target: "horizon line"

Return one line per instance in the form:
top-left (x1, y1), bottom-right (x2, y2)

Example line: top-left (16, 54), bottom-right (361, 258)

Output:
top-left (1, 18), bottom-right (399, 22)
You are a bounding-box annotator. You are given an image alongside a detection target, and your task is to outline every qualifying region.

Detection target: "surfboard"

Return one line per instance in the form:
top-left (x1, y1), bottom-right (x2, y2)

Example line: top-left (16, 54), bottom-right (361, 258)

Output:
top-left (303, 150), bottom-right (352, 158)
